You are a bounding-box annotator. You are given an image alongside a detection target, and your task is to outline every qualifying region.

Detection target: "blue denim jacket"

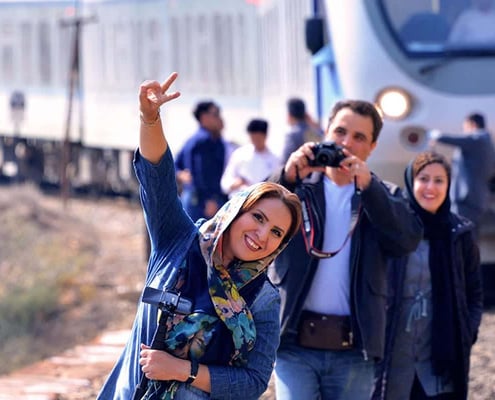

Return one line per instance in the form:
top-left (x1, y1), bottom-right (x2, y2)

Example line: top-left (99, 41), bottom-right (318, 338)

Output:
top-left (97, 148), bottom-right (281, 400)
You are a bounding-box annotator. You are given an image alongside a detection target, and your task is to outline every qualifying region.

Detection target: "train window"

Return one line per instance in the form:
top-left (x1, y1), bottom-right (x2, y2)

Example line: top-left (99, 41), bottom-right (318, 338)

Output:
top-left (379, 0), bottom-right (495, 56)
top-left (1, 20), bottom-right (13, 35)
top-left (1, 22), bottom-right (14, 84)
top-left (225, 15), bottom-right (234, 94)
top-left (260, 7), bottom-right (281, 95)
top-left (1, 46), bottom-right (14, 83)
top-left (286, 0), bottom-right (312, 93)
top-left (21, 23), bottom-right (33, 84)
top-left (148, 19), bottom-right (162, 79)
top-left (224, 15), bottom-right (235, 94)
top-left (169, 17), bottom-right (181, 80)
top-left (57, 23), bottom-right (71, 87)
top-left (183, 15), bottom-right (192, 82)
top-left (197, 14), bottom-right (209, 91)
top-left (237, 13), bottom-right (249, 95)
top-left (114, 21), bottom-right (128, 85)
top-left (38, 22), bottom-right (52, 84)
top-left (213, 14), bottom-right (225, 94)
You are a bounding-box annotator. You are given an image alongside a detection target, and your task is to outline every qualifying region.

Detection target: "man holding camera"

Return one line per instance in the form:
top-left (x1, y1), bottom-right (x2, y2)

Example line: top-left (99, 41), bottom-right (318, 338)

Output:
top-left (268, 99), bottom-right (422, 400)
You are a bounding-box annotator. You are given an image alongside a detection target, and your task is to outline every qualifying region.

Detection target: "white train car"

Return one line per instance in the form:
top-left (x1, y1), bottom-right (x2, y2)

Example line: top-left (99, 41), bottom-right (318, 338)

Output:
top-left (258, 0), bottom-right (495, 272)
top-left (0, 0), bottom-right (168, 193)
top-left (302, 0), bottom-right (495, 299)
top-left (0, 0), bottom-right (263, 193)
top-left (305, 0), bottom-right (495, 179)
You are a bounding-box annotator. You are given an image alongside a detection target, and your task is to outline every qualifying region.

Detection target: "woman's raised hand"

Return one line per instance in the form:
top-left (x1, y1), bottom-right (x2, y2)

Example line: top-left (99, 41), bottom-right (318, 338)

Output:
top-left (139, 72), bottom-right (181, 122)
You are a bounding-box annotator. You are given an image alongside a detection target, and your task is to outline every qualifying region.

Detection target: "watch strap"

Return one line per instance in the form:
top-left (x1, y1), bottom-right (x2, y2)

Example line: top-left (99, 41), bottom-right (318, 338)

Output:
top-left (185, 359), bottom-right (199, 384)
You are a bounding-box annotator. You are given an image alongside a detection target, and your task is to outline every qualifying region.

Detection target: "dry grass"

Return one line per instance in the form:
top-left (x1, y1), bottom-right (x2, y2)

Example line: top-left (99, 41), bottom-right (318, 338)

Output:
top-left (0, 184), bottom-right (145, 375)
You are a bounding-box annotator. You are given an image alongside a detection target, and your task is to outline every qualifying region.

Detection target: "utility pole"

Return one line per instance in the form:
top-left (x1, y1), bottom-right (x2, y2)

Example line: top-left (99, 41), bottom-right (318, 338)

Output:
top-left (60, 6), bottom-right (96, 208)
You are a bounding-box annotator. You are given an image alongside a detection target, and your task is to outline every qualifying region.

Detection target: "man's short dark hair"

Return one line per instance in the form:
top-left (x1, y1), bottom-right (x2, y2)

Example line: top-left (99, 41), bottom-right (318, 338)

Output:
top-left (247, 119), bottom-right (268, 135)
top-left (193, 101), bottom-right (220, 122)
top-left (287, 98), bottom-right (306, 120)
top-left (467, 113), bottom-right (486, 129)
top-left (328, 100), bottom-right (383, 143)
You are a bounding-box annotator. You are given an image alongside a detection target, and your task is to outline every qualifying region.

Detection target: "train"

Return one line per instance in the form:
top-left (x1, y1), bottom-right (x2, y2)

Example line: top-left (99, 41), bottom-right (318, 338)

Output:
top-left (302, 0), bottom-right (495, 301)
top-left (306, 0), bottom-right (495, 183)
top-left (0, 0), bottom-right (264, 197)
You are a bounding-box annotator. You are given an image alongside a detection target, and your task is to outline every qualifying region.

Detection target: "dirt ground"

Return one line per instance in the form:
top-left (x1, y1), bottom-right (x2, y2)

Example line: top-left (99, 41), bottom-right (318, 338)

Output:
top-left (0, 184), bottom-right (494, 399)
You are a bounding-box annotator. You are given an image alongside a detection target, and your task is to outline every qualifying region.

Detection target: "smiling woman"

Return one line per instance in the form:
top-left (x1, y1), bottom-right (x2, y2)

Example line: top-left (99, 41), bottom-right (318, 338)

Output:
top-left (412, 158), bottom-right (450, 214)
top-left (97, 73), bottom-right (302, 400)
top-left (222, 188), bottom-right (300, 266)
top-left (374, 151), bottom-right (483, 400)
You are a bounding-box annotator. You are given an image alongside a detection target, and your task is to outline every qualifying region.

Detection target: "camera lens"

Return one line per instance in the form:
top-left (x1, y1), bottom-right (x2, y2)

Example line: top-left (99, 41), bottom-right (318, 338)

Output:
top-left (317, 154), bottom-right (330, 165)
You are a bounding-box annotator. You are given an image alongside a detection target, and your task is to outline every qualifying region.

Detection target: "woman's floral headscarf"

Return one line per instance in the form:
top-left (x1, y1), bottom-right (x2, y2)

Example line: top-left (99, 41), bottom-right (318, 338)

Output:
top-left (145, 185), bottom-right (291, 399)
top-left (198, 186), bottom-right (290, 363)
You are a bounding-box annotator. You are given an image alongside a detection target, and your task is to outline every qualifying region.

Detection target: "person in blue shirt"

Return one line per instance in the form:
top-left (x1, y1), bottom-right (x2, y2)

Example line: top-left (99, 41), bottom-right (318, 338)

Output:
top-left (429, 112), bottom-right (495, 241)
top-left (281, 97), bottom-right (323, 164)
top-left (97, 72), bottom-right (302, 400)
top-left (175, 100), bottom-right (229, 221)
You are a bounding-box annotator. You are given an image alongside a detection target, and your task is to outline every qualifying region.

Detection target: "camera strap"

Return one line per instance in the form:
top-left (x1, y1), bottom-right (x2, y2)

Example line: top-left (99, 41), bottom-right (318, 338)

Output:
top-left (300, 188), bottom-right (361, 259)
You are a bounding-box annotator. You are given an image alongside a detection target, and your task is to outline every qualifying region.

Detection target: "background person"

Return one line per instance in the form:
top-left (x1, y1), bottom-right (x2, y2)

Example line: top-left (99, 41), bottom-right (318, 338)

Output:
top-left (221, 118), bottom-right (280, 198)
top-left (429, 112), bottom-right (495, 240)
top-left (97, 72), bottom-right (303, 400)
top-left (280, 97), bottom-right (323, 163)
top-left (373, 151), bottom-right (483, 400)
top-left (268, 99), bottom-right (423, 400)
top-left (175, 100), bottom-right (229, 221)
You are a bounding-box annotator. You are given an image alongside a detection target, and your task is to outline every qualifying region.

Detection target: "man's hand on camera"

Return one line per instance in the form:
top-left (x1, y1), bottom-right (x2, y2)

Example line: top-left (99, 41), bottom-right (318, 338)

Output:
top-left (339, 149), bottom-right (372, 191)
top-left (284, 142), bottom-right (326, 183)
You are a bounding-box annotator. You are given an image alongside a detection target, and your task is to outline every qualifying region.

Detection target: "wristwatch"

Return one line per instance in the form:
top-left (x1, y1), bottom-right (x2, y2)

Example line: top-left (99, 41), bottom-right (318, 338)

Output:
top-left (185, 359), bottom-right (199, 384)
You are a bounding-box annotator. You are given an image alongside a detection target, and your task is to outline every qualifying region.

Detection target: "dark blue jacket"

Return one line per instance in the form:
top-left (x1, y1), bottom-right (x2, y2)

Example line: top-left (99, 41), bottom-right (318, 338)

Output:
top-left (437, 130), bottom-right (495, 223)
top-left (175, 127), bottom-right (228, 220)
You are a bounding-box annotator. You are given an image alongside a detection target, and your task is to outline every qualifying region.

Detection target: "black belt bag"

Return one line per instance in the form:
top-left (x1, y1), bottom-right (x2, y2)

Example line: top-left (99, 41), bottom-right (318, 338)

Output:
top-left (297, 310), bottom-right (353, 351)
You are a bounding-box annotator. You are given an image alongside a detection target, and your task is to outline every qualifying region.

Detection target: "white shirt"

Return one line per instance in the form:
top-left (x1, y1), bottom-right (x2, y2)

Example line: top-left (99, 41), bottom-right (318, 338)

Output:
top-left (303, 177), bottom-right (354, 316)
top-left (220, 144), bottom-right (280, 197)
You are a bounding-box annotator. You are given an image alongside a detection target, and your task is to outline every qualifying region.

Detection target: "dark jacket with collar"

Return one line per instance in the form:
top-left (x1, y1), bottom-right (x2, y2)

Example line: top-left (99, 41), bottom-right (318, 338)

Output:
top-left (437, 130), bottom-right (495, 216)
top-left (373, 214), bottom-right (483, 400)
top-left (268, 169), bottom-right (423, 360)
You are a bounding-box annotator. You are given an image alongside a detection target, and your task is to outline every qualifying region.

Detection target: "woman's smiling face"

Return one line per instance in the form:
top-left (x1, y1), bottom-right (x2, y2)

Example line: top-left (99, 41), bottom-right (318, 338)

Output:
top-left (413, 163), bottom-right (449, 214)
top-left (222, 197), bottom-right (292, 265)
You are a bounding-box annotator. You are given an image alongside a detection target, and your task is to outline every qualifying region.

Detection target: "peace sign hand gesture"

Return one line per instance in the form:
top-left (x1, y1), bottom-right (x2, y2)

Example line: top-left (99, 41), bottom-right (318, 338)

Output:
top-left (139, 72), bottom-right (181, 123)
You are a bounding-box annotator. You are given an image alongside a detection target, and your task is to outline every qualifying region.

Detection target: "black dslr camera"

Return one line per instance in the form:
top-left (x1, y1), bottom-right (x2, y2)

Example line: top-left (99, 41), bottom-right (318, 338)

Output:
top-left (309, 142), bottom-right (346, 167)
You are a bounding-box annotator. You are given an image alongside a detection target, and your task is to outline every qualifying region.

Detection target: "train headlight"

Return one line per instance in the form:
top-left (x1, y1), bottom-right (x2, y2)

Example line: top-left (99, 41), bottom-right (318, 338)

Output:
top-left (375, 87), bottom-right (412, 120)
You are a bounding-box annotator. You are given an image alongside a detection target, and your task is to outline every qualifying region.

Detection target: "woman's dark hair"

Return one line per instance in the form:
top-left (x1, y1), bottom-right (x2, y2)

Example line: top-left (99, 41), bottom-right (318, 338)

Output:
top-left (239, 182), bottom-right (302, 243)
top-left (411, 151), bottom-right (451, 181)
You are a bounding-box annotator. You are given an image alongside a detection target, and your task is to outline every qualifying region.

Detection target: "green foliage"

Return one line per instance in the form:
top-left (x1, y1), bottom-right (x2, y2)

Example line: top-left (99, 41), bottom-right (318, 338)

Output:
top-left (0, 282), bottom-right (60, 340)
